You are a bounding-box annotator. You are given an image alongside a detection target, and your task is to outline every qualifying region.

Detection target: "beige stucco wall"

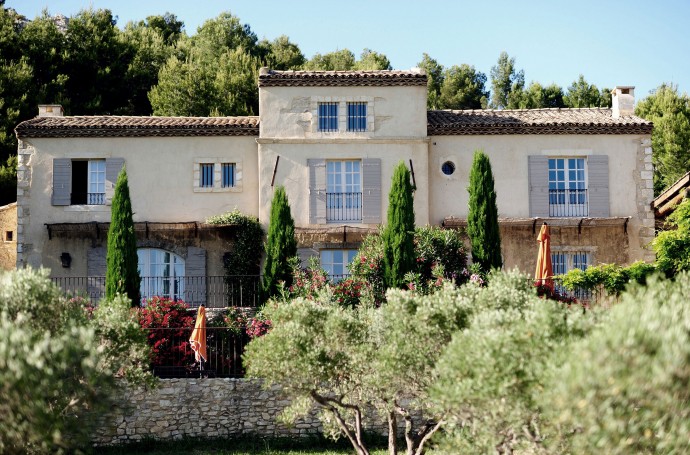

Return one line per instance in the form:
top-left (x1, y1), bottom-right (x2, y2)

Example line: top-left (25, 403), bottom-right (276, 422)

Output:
top-left (259, 85), bottom-right (428, 139)
top-left (17, 136), bottom-right (258, 270)
top-left (257, 140), bottom-right (430, 229)
top-left (430, 134), bottom-right (654, 265)
top-left (0, 202), bottom-right (17, 270)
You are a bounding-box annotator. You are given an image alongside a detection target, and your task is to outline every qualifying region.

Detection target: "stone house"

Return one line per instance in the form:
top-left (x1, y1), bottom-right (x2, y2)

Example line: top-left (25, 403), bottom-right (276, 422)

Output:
top-left (0, 201), bottom-right (17, 270)
top-left (13, 69), bottom-right (654, 305)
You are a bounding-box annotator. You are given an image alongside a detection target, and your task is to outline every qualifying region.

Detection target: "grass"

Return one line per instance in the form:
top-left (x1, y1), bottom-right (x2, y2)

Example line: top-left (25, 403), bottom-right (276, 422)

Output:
top-left (97, 435), bottom-right (389, 455)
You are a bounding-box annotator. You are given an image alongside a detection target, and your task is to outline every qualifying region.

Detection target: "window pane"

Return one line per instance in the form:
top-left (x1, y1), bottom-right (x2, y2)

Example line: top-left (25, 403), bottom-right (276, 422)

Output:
top-left (222, 163), bottom-right (235, 188)
top-left (200, 163), bottom-right (214, 187)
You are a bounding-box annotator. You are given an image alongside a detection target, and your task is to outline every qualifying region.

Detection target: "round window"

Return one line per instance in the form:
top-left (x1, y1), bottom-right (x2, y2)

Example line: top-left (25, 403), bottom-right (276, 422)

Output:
top-left (441, 161), bottom-right (456, 176)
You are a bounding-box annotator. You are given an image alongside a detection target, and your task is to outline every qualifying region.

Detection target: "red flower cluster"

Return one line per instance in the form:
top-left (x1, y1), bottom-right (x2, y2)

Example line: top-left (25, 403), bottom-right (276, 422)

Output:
top-left (138, 297), bottom-right (194, 367)
top-left (246, 317), bottom-right (272, 338)
top-left (333, 279), bottom-right (364, 308)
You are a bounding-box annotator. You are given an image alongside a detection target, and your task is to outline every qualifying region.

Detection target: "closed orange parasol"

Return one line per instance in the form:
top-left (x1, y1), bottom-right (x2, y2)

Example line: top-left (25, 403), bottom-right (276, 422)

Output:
top-left (535, 223), bottom-right (554, 292)
top-left (189, 306), bottom-right (207, 366)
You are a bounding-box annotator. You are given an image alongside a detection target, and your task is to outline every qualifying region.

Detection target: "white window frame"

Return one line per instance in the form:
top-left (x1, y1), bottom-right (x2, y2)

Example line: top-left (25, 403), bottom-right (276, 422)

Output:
top-left (548, 157), bottom-right (588, 216)
top-left (320, 249), bottom-right (358, 281)
top-left (193, 158), bottom-right (243, 193)
top-left (326, 160), bottom-right (362, 223)
top-left (138, 248), bottom-right (185, 301)
top-left (87, 159), bottom-right (106, 205)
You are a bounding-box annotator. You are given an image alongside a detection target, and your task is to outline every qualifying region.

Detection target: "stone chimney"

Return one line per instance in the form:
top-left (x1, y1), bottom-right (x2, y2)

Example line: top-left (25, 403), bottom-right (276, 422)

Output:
top-left (611, 86), bottom-right (635, 118)
top-left (38, 104), bottom-right (64, 117)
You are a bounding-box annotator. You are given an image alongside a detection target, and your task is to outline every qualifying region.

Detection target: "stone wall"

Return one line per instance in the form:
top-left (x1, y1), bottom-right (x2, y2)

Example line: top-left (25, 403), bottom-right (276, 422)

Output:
top-left (93, 378), bottom-right (393, 446)
top-left (0, 202), bottom-right (17, 270)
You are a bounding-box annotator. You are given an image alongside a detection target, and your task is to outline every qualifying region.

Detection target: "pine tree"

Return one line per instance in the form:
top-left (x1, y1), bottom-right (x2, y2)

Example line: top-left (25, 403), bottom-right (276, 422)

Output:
top-left (262, 186), bottom-right (297, 299)
top-left (467, 150), bottom-right (502, 273)
top-left (382, 161), bottom-right (416, 289)
top-left (105, 167), bottom-right (141, 306)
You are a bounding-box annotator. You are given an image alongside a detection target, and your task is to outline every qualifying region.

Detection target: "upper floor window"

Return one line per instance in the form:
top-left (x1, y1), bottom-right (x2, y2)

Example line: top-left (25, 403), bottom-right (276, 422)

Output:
top-left (347, 102), bottom-right (367, 132)
top-left (138, 248), bottom-right (185, 301)
top-left (221, 163), bottom-right (236, 188)
top-left (200, 163), bottom-right (214, 188)
top-left (548, 158), bottom-right (587, 216)
top-left (327, 160), bottom-right (362, 222)
top-left (320, 249), bottom-right (357, 282)
top-left (318, 102), bottom-right (339, 132)
top-left (71, 159), bottom-right (105, 205)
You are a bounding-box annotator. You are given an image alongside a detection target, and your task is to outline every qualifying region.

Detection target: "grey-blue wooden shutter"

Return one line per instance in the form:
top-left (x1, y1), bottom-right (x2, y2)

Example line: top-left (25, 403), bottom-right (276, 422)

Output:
top-left (362, 158), bottom-right (381, 224)
top-left (308, 159), bottom-right (327, 224)
top-left (588, 155), bottom-right (610, 217)
top-left (52, 158), bottom-right (71, 206)
top-left (528, 155), bottom-right (549, 218)
top-left (185, 247), bottom-right (207, 307)
top-left (105, 158), bottom-right (125, 206)
top-left (297, 247), bottom-right (319, 269)
top-left (87, 246), bottom-right (107, 302)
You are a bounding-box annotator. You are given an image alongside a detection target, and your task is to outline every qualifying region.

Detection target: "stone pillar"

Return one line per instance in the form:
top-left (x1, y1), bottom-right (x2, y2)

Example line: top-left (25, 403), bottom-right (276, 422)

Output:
top-left (15, 139), bottom-right (34, 269)
top-left (634, 138), bottom-right (656, 262)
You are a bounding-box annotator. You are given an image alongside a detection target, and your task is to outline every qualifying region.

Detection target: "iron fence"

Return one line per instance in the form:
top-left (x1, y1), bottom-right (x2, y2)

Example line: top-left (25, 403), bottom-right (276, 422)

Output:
top-left (144, 326), bottom-right (248, 378)
top-left (548, 189), bottom-right (588, 217)
top-left (51, 275), bottom-right (262, 308)
top-left (536, 277), bottom-right (592, 303)
top-left (326, 192), bottom-right (362, 222)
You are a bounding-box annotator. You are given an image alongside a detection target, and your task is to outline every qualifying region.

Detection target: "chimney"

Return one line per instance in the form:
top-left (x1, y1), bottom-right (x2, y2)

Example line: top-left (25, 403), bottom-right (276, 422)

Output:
top-left (38, 104), bottom-right (64, 117)
top-left (611, 86), bottom-right (635, 118)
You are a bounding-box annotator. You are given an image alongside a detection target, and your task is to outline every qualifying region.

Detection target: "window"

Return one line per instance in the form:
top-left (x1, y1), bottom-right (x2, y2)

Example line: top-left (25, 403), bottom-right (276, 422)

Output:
top-left (70, 159), bottom-right (105, 205)
top-left (4, 231), bottom-right (12, 242)
top-left (318, 102), bottom-right (338, 132)
top-left (327, 160), bottom-right (362, 222)
top-left (321, 249), bottom-right (357, 281)
top-left (549, 158), bottom-right (587, 216)
top-left (552, 250), bottom-right (591, 299)
top-left (221, 163), bottom-right (235, 188)
top-left (200, 163), bottom-right (214, 188)
top-left (441, 161), bottom-right (456, 176)
top-left (347, 102), bottom-right (367, 132)
top-left (138, 248), bottom-right (185, 301)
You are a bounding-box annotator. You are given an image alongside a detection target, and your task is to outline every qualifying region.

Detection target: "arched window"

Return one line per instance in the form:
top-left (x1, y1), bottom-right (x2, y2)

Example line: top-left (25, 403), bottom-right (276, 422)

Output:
top-left (137, 248), bottom-right (185, 301)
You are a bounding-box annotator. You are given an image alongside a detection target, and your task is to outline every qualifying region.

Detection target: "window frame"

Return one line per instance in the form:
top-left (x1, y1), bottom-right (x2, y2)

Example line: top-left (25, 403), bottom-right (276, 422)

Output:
top-left (320, 249), bottom-right (358, 281)
top-left (326, 160), bottom-right (362, 223)
top-left (193, 158), bottom-right (243, 193)
top-left (548, 157), bottom-right (588, 216)
top-left (138, 248), bottom-right (186, 301)
top-left (221, 163), bottom-right (236, 188)
top-left (347, 102), bottom-right (367, 132)
top-left (318, 102), bottom-right (339, 132)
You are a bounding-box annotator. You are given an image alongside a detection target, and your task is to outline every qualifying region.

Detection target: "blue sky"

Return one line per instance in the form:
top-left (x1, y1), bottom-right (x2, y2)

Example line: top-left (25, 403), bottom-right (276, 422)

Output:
top-left (8, 0), bottom-right (690, 103)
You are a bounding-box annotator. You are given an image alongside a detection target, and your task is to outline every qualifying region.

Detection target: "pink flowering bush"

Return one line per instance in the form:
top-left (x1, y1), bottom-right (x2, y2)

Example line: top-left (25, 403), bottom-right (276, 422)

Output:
top-left (246, 312), bottom-right (272, 338)
top-left (138, 297), bottom-right (194, 367)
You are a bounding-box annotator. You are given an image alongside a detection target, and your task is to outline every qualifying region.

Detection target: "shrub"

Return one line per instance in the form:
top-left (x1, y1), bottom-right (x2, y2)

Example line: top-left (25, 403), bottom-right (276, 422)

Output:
top-left (559, 261), bottom-right (656, 300)
top-left (262, 186), bottom-right (297, 299)
top-left (543, 273), bottom-right (690, 454)
top-left (654, 198), bottom-right (690, 277)
top-left (467, 150), bottom-right (502, 273)
top-left (138, 296), bottom-right (194, 367)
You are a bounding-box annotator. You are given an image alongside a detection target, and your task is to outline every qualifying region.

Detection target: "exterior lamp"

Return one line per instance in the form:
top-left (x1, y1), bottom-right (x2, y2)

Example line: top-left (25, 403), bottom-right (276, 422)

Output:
top-left (60, 252), bottom-right (72, 268)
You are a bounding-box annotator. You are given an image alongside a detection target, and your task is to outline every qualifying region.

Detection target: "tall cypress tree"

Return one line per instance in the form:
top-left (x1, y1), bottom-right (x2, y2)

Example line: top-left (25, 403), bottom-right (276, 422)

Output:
top-left (262, 186), bottom-right (297, 299)
top-left (105, 167), bottom-right (141, 306)
top-left (467, 150), bottom-right (502, 272)
top-left (382, 161), bottom-right (416, 289)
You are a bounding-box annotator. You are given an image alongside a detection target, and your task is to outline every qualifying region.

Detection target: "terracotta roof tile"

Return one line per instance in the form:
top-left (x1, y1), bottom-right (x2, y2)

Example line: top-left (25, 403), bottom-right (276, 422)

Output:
top-left (258, 69), bottom-right (427, 87)
top-left (428, 108), bottom-right (653, 135)
top-left (15, 115), bottom-right (259, 138)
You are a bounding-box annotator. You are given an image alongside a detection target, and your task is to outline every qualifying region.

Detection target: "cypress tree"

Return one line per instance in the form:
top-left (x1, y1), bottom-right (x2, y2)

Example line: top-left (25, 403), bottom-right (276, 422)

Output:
top-left (467, 150), bottom-right (502, 272)
top-left (382, 161), bottom-right (416, 289)
top-left (262, 185), bottom-right (297, 299)
top-left (105, 167), bottom-right (141, 306)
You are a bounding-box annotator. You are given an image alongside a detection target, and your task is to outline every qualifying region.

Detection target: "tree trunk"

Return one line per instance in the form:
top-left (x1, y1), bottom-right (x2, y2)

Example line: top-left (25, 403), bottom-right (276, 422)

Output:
top-left (388, 410), bottom-right (398, 455)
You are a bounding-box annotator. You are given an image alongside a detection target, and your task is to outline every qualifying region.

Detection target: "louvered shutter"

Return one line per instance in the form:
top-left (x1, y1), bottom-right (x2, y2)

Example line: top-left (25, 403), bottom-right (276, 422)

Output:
top-left (297, 247), bottom-right (320, 269)
top-left (362, 158), bottom-right (381, 224)
top-left (87, 246), bottom-right (106, 302)
top-left (308, 159), bottom-right (327, 224)
top-left (52, 158), bottom-right (71, 206)
top-left (185, 247), bottom-right (207, 307)
top-left (105, 158), bottom-right (125, 206)
top-left (588, 155), bottom-right (610, 217)
top-left (528, 156), bottom-right (549, 217)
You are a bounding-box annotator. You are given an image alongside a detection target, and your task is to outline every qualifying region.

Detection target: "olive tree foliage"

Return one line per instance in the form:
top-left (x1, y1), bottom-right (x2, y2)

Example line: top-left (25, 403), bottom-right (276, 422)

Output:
top-left (382, 162), bottom-right (416, 289)
top-left (262, 186), bottom-right (297, 299)
top-left (489, 51), bottom-right (525, 109)
top-left (0, 269), bottom-right (152, 454)
top-left (467, 150), bottom-right (502, 273)
top-left (635, 83), bottom-right (690, 193)
top-left (653, 198), bottom-right (690, 276)
top-left (430, 271), bottom-right (599, 454)
top-left (542, 273), bottom-right (690, 454)
top-left (106, 167), bottom-right (141, 306)
top-left (244, 284), bottom-right (474, 455)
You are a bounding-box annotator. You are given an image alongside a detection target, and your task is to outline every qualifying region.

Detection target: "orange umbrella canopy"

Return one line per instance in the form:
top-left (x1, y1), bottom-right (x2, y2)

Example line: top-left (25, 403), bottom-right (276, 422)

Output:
top-left (189, 306), bottom-right (207, 363)
top-left (535, 223), bottom-right (554, 291)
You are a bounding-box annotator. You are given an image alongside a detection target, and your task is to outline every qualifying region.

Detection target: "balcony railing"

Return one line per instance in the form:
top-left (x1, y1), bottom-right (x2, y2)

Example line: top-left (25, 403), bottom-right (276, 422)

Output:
top-left (548, 189), bottom-right (588, 217)
top-left (70, 192), bottom-right (105, 205)
top-left (326, 192), bottom-right (362, 222)
top-left (51, 275), bottom-right (261, 308)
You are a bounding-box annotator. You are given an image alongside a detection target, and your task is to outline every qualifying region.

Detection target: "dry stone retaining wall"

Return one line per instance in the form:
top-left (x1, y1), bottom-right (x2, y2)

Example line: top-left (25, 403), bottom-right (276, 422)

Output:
top-left (93, 378), bottom-right (393, 446)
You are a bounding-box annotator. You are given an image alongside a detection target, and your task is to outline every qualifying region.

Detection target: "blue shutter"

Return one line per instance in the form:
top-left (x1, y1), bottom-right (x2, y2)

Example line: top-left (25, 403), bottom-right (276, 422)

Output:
top-left (52, 158), bottom-right (71, 206)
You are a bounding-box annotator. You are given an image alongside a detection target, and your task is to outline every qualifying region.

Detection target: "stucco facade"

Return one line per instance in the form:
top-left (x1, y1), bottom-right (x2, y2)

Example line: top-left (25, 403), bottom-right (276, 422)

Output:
top-left (14, 70), bottom-right (654, 305)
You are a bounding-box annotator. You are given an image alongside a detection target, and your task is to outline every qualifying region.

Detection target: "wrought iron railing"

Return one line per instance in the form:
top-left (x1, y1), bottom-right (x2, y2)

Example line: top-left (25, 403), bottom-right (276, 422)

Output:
top-left (326, 192), bottom-right (362, 222)
top-left (144, 326), bottom-right (248, 378)
top-left (548, 189), bottom-right (588, 217)
top-left (51, 275), bottom-right (261, 307)
top-left (70, 192), bottom-right (105, 205)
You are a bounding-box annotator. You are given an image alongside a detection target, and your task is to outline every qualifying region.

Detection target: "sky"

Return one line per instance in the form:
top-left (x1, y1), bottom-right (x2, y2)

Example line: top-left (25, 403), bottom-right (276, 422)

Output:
top-left (8, 0), bottom-right (690, 103)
